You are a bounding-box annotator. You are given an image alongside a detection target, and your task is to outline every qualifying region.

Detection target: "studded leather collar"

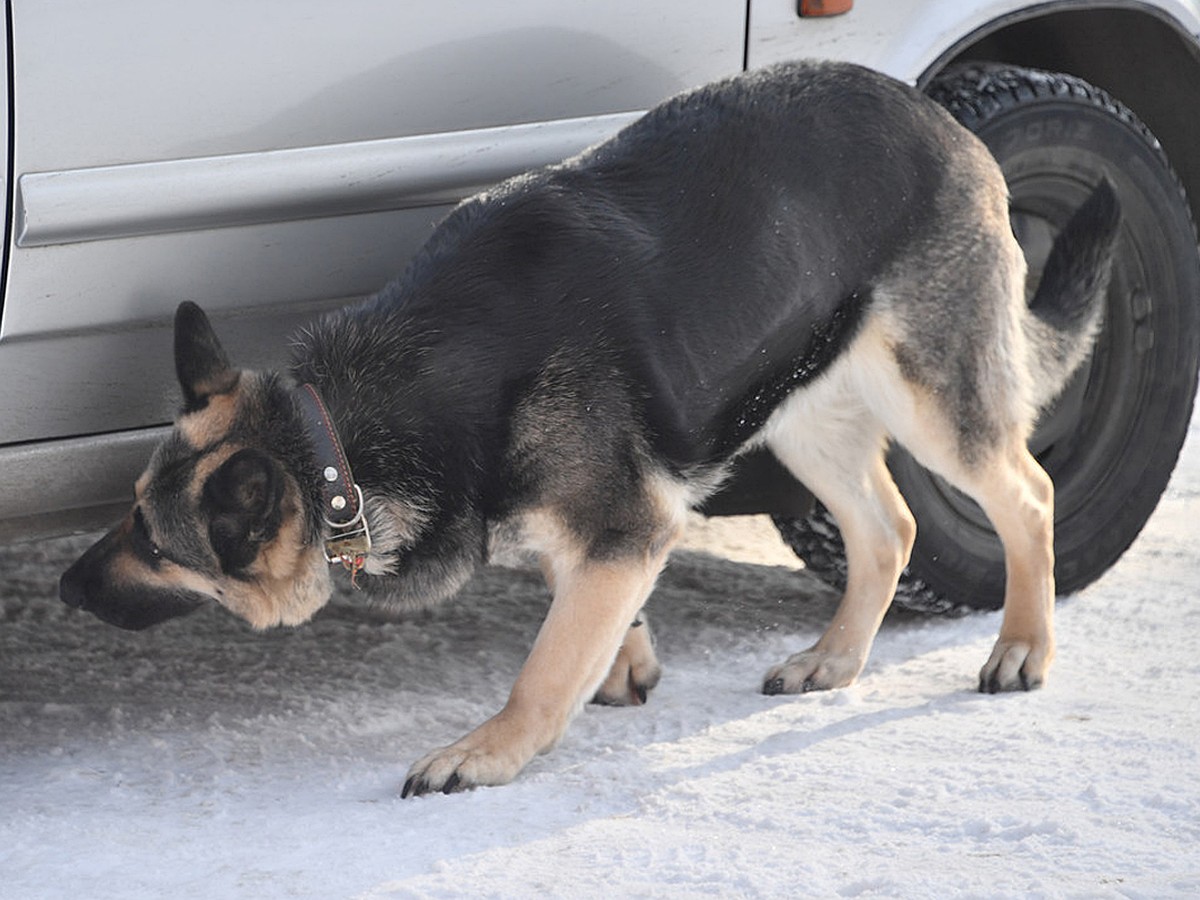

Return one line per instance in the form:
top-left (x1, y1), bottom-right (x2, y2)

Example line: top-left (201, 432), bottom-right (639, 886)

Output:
top-left (294, 383), bottom-right (372, 578)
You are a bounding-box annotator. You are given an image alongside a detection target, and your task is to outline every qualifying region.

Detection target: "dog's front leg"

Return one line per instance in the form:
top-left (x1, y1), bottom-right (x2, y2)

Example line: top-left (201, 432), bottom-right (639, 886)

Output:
top-left (402, 552), bottom-right (668, 797)
top-left (592, 609), bottom-right (662, 706)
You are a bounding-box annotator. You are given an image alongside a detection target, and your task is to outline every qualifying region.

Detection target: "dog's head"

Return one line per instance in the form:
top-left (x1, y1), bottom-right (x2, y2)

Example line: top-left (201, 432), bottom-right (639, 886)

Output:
top-left (60, 303), bottom-right (333, 630)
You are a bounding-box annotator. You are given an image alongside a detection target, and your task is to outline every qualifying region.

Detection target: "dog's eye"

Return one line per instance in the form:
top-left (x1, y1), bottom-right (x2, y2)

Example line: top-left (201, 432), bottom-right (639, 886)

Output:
top-left (132, 508), bottom-right (165, 564)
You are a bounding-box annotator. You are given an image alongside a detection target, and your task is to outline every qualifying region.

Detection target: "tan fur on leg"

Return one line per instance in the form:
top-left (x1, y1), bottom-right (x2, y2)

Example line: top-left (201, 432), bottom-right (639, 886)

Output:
top-left (971, 445), bottom-right (1057, 691)
top-left (762, 453), bottom-right (915, 693)
top-left (402, 541), bottom-right (674, 796)
top-left (888, 416), bottom-right (1057, 692)
top-left (762, 350), bottom-right (916, 694)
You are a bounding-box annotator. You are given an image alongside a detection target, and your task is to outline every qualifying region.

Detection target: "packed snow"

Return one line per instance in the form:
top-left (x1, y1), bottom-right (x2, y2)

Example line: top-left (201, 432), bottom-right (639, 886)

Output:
top-left (2, 409), bottom-right (1198, 898)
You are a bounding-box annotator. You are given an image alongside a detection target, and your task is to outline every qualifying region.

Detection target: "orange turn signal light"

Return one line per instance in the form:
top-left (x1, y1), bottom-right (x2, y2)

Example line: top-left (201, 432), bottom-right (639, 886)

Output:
top-left (799, 0), bottom-right (853, 16)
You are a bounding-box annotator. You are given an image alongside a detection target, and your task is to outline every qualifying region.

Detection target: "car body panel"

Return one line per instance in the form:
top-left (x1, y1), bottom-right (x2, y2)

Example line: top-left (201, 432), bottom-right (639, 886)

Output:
top-left (12, 2), bottom-right (743, 172)
top-left (0, 0), bottom-right (744, 397)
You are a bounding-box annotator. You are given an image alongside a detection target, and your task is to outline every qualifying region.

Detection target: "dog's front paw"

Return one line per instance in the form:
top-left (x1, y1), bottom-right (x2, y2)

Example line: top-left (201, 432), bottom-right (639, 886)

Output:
top-left (401, 711), bottom-right (539, 798)
top-left (978, 638), bottom-right (1052, 693)
top-left (592, 614), bottom-right (662, 706)
top-left (761, 646), bottom-right (865, 695)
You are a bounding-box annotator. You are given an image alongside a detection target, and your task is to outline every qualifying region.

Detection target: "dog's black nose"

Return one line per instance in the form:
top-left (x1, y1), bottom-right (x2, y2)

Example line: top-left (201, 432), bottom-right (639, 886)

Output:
top-left (60, 526), bottom-right (122, 611)
top-left (59, 561), bottom-right (92, 610)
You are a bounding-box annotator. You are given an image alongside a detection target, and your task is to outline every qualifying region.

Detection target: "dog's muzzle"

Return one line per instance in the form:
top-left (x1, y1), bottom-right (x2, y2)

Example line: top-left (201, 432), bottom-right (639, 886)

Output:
top-left (60, 533), bottom-right (206, 631)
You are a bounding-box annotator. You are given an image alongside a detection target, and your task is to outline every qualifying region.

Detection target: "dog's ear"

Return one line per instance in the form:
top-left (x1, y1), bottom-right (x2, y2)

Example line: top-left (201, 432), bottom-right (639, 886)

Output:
top-left (202, 448), bottom-right (286, 573)
top-left (175, 301), bottom-right (239, 412)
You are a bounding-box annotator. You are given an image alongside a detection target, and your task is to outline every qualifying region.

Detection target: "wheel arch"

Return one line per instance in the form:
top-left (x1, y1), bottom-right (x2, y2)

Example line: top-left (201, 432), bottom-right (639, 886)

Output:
top-left (918, 4), bottom-right (1200, 228)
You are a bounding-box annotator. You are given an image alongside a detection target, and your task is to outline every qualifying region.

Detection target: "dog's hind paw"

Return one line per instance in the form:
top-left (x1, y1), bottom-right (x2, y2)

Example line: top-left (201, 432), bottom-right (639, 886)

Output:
top-left (978, 639), bottom-right (1051, 693)
top-left (592, 613), bottom-right (662, 706)
top-left (761, 646), bottom-right (864, 695)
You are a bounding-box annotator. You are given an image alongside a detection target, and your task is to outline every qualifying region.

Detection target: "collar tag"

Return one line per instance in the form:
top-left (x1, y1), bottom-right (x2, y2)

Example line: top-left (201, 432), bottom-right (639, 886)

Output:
top-left (326, 530), bottom-right (371, 587)
top-left (322, 484), bottom-right (373, 576)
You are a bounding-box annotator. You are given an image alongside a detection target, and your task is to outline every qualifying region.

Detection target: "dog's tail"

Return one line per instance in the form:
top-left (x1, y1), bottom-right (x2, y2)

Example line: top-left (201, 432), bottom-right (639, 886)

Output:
top-left (1023, 177), bottom-right (1121, 410)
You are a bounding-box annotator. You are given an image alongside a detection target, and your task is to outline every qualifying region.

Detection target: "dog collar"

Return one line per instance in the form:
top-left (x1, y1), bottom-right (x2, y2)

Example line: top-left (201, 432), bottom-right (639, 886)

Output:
top-left (294, 383), bottom-right (372, 582)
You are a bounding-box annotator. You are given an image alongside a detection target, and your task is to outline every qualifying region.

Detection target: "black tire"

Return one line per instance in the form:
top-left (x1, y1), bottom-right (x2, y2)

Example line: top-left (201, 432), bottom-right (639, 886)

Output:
top-left (777, 64), bottom-right (1200, 611)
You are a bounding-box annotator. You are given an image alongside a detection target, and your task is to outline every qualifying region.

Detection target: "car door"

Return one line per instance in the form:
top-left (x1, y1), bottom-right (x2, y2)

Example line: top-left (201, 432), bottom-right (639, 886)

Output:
top-left (0, 1), bottom-right (746, 535)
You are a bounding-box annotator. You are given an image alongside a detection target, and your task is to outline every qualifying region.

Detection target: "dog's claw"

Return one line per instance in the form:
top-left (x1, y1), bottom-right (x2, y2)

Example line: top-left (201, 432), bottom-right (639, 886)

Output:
top-left (592, 660), bottom-right (659, 707)
top-left (979, 670), bottom-right (1042, 694)
top-left (978, 639), bottom-right (1049, 694)
top-left (762, 672), bottom-right (829, 695)
top-left (401, 771), bottom-right (464, 799)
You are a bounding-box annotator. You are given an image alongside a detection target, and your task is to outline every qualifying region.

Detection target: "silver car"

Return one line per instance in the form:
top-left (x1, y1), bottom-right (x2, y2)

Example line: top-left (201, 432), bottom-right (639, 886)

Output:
top-left (3, 1), bottom-right (1199, 608)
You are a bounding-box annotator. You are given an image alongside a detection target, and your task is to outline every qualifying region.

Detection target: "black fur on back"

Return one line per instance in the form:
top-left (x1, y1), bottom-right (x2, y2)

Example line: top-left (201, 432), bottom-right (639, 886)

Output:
top-left (289, 61), bottom-right (968, 584)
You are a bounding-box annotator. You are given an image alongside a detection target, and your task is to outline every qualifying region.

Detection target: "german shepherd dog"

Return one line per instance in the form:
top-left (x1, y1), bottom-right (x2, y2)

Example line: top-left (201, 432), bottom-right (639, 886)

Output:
top-left (62, 61), bottom-right (1120, 796)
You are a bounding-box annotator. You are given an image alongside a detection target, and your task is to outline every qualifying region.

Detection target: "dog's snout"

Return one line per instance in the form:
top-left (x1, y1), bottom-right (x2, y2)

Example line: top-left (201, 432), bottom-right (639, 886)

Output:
top-left (60, 530), bottom-right (209, 630)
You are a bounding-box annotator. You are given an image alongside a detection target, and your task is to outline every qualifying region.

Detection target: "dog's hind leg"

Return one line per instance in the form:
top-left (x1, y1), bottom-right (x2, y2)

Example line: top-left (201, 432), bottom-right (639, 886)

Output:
top-left (871, 330), bottom-right (1057, 691)
top-left (761, 371), bottom-right (917, 694)
top-left (901, 433), bottom-right (1056, 692)
top-left (402, 528), bottom-right (676, 797)
top-left (970, 444), bottom-right (1056, 692)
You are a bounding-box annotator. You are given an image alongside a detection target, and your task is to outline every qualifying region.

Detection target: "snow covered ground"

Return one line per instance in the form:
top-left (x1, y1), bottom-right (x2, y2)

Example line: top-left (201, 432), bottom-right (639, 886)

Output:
top-left (3, 408), bottom-right (1199, 898)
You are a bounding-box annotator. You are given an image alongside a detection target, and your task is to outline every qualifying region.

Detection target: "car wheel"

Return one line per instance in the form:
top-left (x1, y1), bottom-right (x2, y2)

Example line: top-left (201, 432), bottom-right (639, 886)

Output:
top-left (775, 64), bottom-right (1200, 611)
